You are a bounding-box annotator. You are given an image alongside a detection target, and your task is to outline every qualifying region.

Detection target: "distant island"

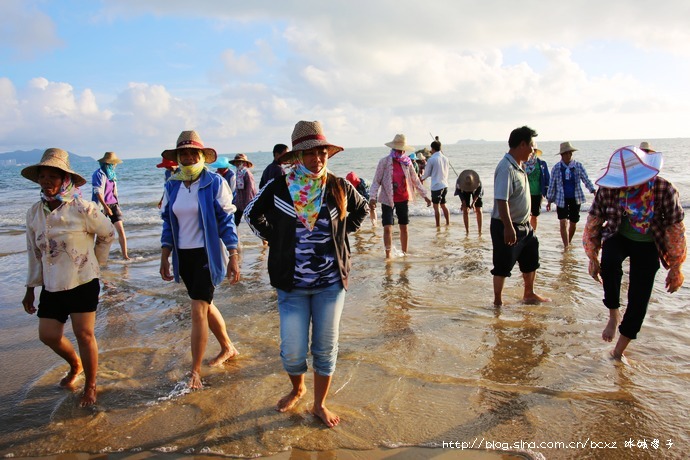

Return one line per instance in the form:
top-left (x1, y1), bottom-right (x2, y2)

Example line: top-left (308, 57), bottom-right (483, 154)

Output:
top-left (0, 149), bottom-right (95, 167)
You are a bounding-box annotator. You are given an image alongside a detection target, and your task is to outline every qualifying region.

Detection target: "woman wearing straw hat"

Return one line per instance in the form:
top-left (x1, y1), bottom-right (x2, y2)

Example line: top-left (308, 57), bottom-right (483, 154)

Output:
top-left (92, 151), bottom-right (130, 260)
top-left (583, 146), bottom-right (686, 361)
top-left (159, 130), bottom-right (241, 390)
top-left (454, 169), bottom-right (483, 235)
top-left (21, 148), bottom-right (115, 407)
top-left (230, 153), bottom-right (257, 228)
top-left (546, 142), bottom-right (596, 249)
top-left (524, 146), bottom-right (550, 231)
top-left (370, 134), bottom-right (431, 258)
top-left (244, 121), bottom-right (368, 427)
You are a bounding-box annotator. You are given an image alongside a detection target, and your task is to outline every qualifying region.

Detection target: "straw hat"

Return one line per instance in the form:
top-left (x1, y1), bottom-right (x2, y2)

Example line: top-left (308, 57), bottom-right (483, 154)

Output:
top-left (97, 151), bottom-right (122, 164)
top-left (558, 141), bottom-right (578, 155)
top-left (595, 146), bottom-right (663, 188)
top-left (209, 156), bottom-right (232, 169)
top-left (639, 141), bottom-right (656, 153)
top-left (156, 158), bottom-right (178, 168)
top-left (534, 148), bottom-right (543, 157)
top-left (415, 148), bottom-right (429, 160)
top-left (161, 130), bottom-right (217, 164)
top-left (457, 169), bottom-right (480, 192)
top-left (385, 134), bottom-right (414, 152)
top-left (282, 120), bottom-right (344, 163)
top-left (229, 153), bottom-right (254, 168)
top-left (21, 148), bottom-right (87, 187)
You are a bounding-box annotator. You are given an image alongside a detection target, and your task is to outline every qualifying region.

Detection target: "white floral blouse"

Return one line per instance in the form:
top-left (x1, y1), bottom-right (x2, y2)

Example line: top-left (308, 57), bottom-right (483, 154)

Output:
top-left (25, 197), bottom-right (115, 292)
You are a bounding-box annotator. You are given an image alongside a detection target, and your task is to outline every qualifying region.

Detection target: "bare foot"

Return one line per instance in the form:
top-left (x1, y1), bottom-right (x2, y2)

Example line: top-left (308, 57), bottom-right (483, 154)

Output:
top-left (208, 344), bottom-right (239, 367)
top-left (493, 299), bottom-right (503, 307)
top-left (123, 255), bottom-right (131, 260)
top-left (189, 371), bottom-right (203, 390)
top-left (609, 350), bottom-right (629, 365)
top-left (602, 317), bottom-right (618, 342)
top-left (276, 385), bottom-right (306, 412)
top-left (523, 293), bottom-right (551, 304)
top-left (59, 363), bottom-right (84, 388)
top-left (313, 405), bottom-right (340, 427)
top-left (79, 385), bottom-right (97, 407)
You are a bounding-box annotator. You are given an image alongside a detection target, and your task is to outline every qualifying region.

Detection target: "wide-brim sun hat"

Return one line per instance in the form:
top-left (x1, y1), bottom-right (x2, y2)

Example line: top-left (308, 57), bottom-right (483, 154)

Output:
top-left (385, 133), bottom-right (415, 152)
top-left (229, 153), bottom-right (254, 168)
top-left (639, 141), bottom-right (656, 152)
top-left (97, 151), bottom-right (123, 164)
top-left (156, 158), bottom-right (178, 168)
top-left (161, 130), bottom-right (218, 164)
top-left (209, 156), bottom-right (231, 169)
top-left (534, 148), bottom-right (543, 157)
top-left (557, 141), bottom-right (578, 155)
top-left (281, 120), bottom-right (344, 163)
top-left (21, 148), bottom-right (87, 187)
top-left (457, 169), bottom-right (480, 192)
top-left (595, 145), bottom-right (663, 188)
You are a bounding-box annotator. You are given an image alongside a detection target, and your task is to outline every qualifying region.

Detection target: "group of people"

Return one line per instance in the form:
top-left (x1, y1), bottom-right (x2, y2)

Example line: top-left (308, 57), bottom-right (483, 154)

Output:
top-left (20, 120), bottom-right (685, 423)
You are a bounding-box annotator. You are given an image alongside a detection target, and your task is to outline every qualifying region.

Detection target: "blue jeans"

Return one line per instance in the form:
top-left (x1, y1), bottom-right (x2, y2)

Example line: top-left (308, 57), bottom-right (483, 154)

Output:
top-left (277, 282), bottom-right (345, 376)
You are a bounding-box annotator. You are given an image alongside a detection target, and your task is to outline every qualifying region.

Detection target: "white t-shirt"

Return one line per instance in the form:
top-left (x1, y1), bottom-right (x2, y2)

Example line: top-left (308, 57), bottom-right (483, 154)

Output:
top-left (172, 181), bottom-right (205, 249)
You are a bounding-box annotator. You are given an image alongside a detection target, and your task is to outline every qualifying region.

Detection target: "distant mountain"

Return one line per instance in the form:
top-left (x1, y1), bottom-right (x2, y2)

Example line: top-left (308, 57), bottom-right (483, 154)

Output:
top-left (0, 149), bottom-right (95, 167)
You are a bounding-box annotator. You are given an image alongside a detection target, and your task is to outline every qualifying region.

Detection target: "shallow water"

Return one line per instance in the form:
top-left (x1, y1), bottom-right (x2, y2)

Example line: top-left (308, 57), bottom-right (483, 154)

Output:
top-left (1, 140), bottom-right (689, 459)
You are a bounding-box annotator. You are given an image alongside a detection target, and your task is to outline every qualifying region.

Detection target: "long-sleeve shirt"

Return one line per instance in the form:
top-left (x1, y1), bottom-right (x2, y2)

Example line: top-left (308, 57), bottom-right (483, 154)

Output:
top-left (546, 160), bottom-right (595, 208)
top-left (420, 151), bottom-right (449, 191)
top-left (26, 198), bottom-right (115, 291)
top-left (370, 156), bottom-right (429, 207)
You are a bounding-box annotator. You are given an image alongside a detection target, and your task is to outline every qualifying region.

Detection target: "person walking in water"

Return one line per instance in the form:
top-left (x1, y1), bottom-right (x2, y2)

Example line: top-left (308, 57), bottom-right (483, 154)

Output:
top-left (92, 151), bottom-right (130, 259)
top-left (421, 140), bottom-right (450, 227)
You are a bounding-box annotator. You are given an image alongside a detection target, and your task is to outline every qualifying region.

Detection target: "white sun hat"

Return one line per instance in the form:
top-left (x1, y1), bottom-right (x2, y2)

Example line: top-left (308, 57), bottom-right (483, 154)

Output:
top-left (595, 145), bottom-right (664, 188)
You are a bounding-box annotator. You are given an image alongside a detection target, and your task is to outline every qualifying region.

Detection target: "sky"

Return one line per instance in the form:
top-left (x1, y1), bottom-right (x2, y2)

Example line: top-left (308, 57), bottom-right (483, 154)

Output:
top-left (2, 0), bottom-right (690, 158)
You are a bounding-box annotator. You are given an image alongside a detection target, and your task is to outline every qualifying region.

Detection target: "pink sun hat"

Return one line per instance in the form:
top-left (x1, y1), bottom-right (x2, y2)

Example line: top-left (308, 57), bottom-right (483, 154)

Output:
top-left (595, 145), bottom-right (664, 188)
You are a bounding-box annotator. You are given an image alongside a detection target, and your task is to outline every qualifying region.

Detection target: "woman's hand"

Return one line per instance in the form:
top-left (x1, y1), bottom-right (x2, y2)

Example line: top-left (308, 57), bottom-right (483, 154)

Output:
top-left (226, 252), bottom-right (240, 284)
top-left (588, 258), bottom-right (601, 283)
top-left (666, 267), bottom-right (684, 293)
top-left (22, 288), bottom-right (36, 315)
top-left (160, 250), bottom-right (174, 281)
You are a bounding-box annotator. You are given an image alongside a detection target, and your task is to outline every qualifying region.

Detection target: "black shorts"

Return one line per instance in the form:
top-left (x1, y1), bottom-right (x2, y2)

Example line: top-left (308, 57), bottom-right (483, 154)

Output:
top-left (431, 188), bottom-right (448, 205)
top-left (381, 202), bottom-right (410, 226)
top-left (37, 278), bottom-right (100, 323)
top-left (458, 190), bottom-right (483, 209)
top-left (106, 203), bottom-right (123, 224)
top-left (530, 195), bottom-right (543, 217)
top-left (490, 219), bottom-right (540, 277)
top-left (556, 198), bottom-right (581, 222)
top-left (178, 248), bottom-right (215, 303)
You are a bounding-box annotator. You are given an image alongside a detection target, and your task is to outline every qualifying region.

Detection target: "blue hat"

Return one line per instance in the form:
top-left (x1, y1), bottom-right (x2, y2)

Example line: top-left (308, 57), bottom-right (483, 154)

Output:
top-left (209, 156), bottom-right (231, 169)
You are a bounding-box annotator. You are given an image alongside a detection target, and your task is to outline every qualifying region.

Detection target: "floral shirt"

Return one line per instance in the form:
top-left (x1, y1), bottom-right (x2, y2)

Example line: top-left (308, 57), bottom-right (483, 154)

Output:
top-left (26, 197), bottom-right (115, 291)
top-left (370, 155), bottom-right (429, 208)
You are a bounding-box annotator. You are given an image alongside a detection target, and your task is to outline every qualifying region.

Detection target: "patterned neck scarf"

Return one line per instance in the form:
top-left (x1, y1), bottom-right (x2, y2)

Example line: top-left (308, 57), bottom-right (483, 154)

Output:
top-left (170, 152), bottom-right (206, 181)
top-left (41, 174), bottom-right (81, 213)
top-left (524, 154), bottom-right (537, 175)
top-left (236, 164), bottom-right (247, 190)
top-left (389, 149), bottom-right (412, 166)
top-left (286, 155), bottom-right (328, 231)
top-left (561, 161), bottom-right (575, 180)
top-left (100, 162), bottom-right (117, 181)
top-left (619, 179), bottom-right (655, 234)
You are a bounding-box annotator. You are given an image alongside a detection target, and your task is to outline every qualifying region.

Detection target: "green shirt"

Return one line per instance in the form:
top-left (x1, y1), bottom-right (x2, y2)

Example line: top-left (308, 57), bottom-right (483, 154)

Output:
top-left (619, 216), bottom-right (654, 242)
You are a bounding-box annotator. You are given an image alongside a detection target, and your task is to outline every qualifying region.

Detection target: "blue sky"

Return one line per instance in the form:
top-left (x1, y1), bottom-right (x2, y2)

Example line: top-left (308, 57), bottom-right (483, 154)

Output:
top-left (2, 0), bottom-right (690, 158)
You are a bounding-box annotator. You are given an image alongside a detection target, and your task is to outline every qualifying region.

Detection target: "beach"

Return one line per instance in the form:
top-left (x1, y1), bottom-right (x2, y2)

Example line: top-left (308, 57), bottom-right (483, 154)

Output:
top-left (0, 139), bottom-right (689, 459)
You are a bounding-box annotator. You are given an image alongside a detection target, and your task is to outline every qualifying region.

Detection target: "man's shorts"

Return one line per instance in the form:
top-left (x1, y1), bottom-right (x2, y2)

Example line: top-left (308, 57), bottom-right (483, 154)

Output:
top-left (490, 218), bottom-right (540, 277)
top-left (106, 203), bottom-right (124, 224)
top-left (178, 248), bottom-right (215, 303)
top-left (458, 189), bottom-right (483, 210)
top-left (530, 194), bottom-right (543, 217)
top-left (37, 278), bottom-right (100, 323)
top-left (381, 202), bottom-right (410, 226)
top-left (556, 198), bottom-right (581, 223)
top-left (431, 188), bottom-right (448, 205)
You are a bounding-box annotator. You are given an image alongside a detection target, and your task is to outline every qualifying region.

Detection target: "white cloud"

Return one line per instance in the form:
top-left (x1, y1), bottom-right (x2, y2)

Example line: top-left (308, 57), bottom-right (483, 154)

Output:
top-left (0, 0), bottom-right (63, 59)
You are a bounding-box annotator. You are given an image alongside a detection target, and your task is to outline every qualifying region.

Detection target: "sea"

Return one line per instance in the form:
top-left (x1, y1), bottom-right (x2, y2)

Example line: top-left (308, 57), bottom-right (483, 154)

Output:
top-left (0, 138), bottom-right (689, 460)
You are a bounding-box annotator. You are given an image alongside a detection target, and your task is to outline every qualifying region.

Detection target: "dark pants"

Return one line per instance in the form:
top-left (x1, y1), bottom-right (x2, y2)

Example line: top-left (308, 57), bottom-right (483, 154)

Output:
top-left (600, 233), bottom-right (660, 340)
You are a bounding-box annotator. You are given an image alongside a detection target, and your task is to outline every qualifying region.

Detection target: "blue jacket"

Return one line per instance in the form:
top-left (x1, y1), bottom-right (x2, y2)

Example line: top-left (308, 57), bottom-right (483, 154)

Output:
top-left (161, 169), bottom-right (238, 286)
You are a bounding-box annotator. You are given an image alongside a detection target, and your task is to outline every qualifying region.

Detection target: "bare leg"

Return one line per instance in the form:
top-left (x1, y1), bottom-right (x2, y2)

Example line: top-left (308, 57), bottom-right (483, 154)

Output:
top-left (559, 219), bottom-right (569, 248)
top-left (611, 334), bottom-right (632, 361)
top-left (38, 318), bottom-right (83, 387)
top-left (530, 215), bottom-right (538, 231)
top-left (433, 203), bottom-right (441, 227)
top-left (113, 220), bottom-right (130, 260)
top-left (475, 208), bottom-right (483, 235)
top-left (462, 207), bottom-right (470, 234)
top-left (493, 275), bottom-right (506, 306)
top-left (399, 224), bottom-right (409, 254)
top-left (441, 203), bottom-right (450, 225)
top-left (568, 221), bottom-right (577, 244)
top-left (277, 373), bottom-right (306, 412)
top-left (71, 312), bottom-right (98, 407)
top-left (207, 302), bottom-right (239, 366)
top-left (313, 372), bottom-right (340, 427)
top-left (190, 299), bottom-right (210, 389)
top-left (602, 308), bottom-right (621, 342)
top-left (522, 271), bottom-right (551, 303)
top-left (383, 225), bottom-right (393, 258)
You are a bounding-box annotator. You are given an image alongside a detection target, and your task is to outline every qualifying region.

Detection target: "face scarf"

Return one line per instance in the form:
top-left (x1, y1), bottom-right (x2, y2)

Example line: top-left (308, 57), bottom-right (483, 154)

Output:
top-left (524, 153), bottom-right (537, 175)
top-left (619, 179), bottom-right (655, 234)
top-left (100, 162), bottom-right (117, 181)
top-left (286, 153), bottom-right (328, 231)
top-left (170, 152), bottom-right (206, 181)
top-left (41, 174), bottom-right (81, 213)
top-left (389, 149), bottom-right (412, 166)
top-left (235, 163), bottom-right (247, 190)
